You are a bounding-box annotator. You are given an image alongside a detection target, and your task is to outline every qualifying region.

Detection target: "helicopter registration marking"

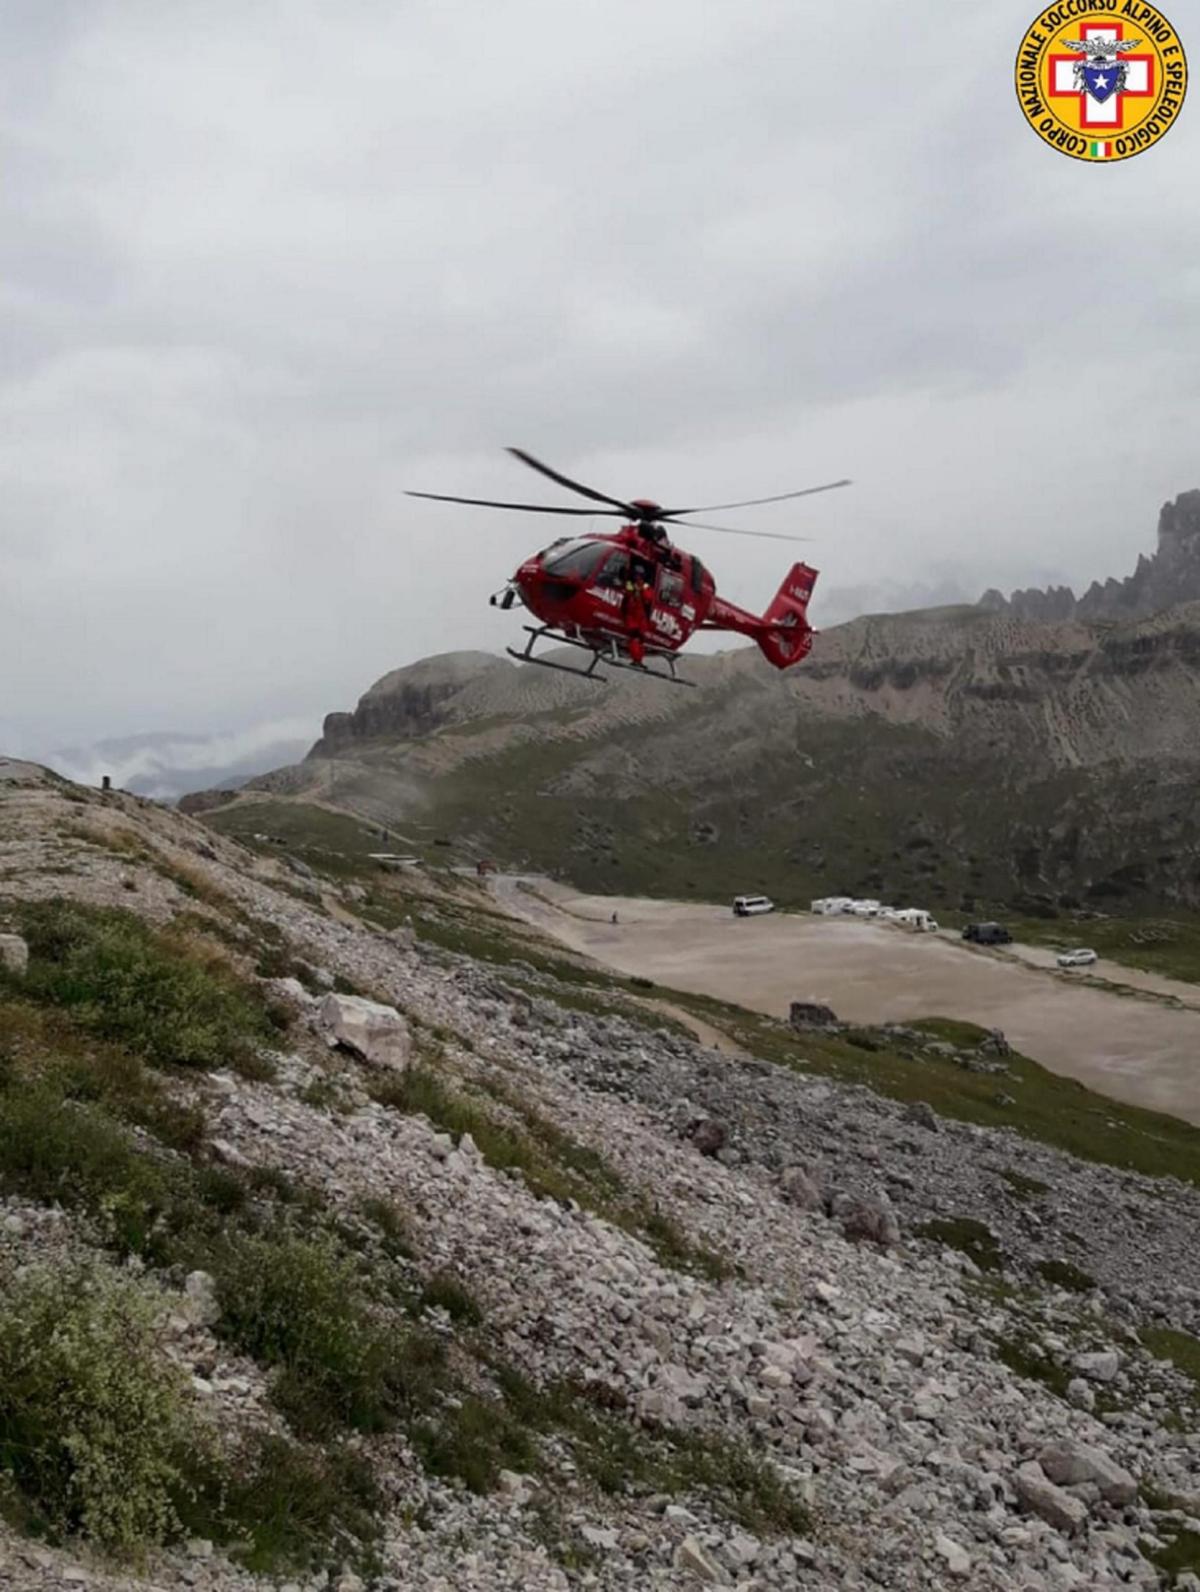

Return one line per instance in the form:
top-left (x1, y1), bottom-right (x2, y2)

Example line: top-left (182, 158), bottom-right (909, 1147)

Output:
top-left (651, 609), bottom-right (683, 640)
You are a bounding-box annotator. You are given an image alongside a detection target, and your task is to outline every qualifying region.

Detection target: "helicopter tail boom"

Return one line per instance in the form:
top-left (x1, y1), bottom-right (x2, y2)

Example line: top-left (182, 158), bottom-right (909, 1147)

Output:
top-left (754, 562), bottom-right (818, 669)
top-left (702, 561), bottom-right (818, 669)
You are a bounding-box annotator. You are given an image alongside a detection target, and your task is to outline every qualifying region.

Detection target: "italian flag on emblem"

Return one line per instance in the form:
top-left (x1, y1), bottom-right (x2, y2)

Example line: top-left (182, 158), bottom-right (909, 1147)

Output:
top-left (1089, 141), bottom-right (1113, 158)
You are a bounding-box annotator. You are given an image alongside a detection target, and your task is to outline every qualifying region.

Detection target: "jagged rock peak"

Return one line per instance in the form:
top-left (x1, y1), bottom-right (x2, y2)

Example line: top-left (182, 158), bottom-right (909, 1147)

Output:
top-left (981, 489), bottom-right (1200, 624)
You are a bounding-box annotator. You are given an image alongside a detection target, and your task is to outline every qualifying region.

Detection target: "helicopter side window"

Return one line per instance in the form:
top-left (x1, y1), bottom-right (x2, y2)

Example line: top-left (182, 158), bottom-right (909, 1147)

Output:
top-left (690, 556), bottom-right (709, 593)
top-left (542, 540), bottom-right (608, 581)
top-left (657, 568), bottom-right (685, 606)
top-left (595, 551), bottom-right (629, 589)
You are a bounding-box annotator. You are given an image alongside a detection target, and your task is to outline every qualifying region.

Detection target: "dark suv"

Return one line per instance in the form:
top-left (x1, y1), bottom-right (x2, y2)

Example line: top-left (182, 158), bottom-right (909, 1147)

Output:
top-left (963, 922), bottom-right (1012, 946)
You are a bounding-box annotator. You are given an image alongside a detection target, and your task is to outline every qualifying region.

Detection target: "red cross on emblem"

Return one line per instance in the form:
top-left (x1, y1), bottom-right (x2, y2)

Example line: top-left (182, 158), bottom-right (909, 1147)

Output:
top-left (1047, 21), bottom-right (1155, 129)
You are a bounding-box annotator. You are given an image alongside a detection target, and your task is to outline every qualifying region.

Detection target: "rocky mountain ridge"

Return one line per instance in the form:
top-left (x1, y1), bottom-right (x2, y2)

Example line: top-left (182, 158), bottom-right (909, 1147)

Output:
top-left (232, 611), bottom-right (1200, 913)
top-left (980, 490), bottom-right (1200, 624)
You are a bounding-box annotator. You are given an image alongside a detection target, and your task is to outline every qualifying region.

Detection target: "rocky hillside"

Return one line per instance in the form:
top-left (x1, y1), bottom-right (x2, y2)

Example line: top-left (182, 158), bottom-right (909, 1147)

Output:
top-left (6, 755), bottom-right (1200, 1590)
top-left (981, 491), bottom-right (1200, 624)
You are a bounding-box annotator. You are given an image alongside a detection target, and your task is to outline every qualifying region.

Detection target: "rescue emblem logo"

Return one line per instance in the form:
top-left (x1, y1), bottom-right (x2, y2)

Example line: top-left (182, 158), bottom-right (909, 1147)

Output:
top-left (1015, 3), bottom-right (1187, 161)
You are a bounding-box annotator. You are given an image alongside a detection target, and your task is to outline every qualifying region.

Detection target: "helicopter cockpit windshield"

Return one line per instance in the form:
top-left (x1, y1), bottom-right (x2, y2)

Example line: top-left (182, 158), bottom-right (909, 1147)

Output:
top-left (541, 539), bottom-right (608, 580)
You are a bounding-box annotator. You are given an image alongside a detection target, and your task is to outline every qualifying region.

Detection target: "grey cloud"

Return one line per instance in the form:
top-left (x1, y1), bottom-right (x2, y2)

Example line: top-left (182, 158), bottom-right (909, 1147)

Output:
top-left (50, 718), bottom-right (317, 800)
top-left (1, 1), bottom-right (1197, 758)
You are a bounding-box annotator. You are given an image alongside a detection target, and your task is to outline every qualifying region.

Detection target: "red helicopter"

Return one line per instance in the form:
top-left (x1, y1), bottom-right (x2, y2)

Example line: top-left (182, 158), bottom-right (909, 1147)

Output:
top-left (408, 448), bottom-right (850, 687)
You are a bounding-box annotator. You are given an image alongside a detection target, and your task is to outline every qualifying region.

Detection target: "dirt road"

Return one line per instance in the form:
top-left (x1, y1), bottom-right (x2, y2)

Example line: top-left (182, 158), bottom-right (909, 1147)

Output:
top-left (494, 880), bottom-right (1200, 1125)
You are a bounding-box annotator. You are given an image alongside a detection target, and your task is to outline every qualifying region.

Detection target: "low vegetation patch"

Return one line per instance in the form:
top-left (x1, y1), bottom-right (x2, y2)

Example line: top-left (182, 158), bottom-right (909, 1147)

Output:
top-left (492, 1367), bottom-right (810, 1536)
top-left (0, 995), bottom-right (205, 1153)
top-left (917, 1216), bottom-right (1006, 1273)
top-left (8, 900), bottom-right (277, 1076)
top-left (1142, 1326), bottom-right (1200, 1392)
top-left (214, 1233), bottom-right (443, 1439)
top-left (1144, 1525), bottom-right (1200, 1585)
top-left (993, 1334), bottom-right (1073, 1399)
top-left (0, 1080), bottom-right (189, 1258)
top-left (419, 1270), bottom-right (484, 1326)
top-left (1000, 1167), bottom-right (1050, 1200)
top-left (1036, 1258), bottom-right (1096, 1294)
top-left (183, 1433), bottom-right (383, 1575)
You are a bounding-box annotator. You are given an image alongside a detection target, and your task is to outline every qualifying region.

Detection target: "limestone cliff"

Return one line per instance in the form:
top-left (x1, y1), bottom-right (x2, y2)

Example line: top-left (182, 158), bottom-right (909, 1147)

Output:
top-left (980, 490), bottom-right (1200, 623)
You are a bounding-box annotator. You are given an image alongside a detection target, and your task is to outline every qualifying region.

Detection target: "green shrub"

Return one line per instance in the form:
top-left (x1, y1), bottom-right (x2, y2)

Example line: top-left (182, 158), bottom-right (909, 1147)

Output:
top-left (182, 1433), bottom-right (382, 1575)
top-left (419, 1271), bottom-right (483, 1326)
top-left (668, 1430), bottom-right (812, 1536)
top-left (1142, 1326), bottom-right (1200, 1391)
top-left (13, 901), bottom-right (274, 1074)
top-left (356, 1195), bottom-right (413, 1260)
top-left (1036, 1258), bottom-right (1096, 1294)
top-left (0, 991), bottom-right (209, 1154)
top-left (0, 1083), bottom-right (181, 1257)
top-left (918, 1216), bottom-right (1006, 1273)
top-left (489, 1365), bottom-right (808, 1533)
top-left (1000, 1168), bottom-right (1050, 1200)
top-left (411, 1394), bottom-right (537, 1494)
top-left (213, 1234), bottom-right (441, 1438)
top-left (0, 1263), bottom-right (198, 1553)
top-left (994, 1334), bottom-right (1072, 1397)
top-left (1145, 1525), bottom-right (1200, 1583)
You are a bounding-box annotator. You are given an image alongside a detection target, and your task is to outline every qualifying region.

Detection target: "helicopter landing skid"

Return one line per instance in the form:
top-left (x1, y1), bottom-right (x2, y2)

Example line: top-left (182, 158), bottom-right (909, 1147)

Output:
top-left (506, 626), bottom-right (695, 688)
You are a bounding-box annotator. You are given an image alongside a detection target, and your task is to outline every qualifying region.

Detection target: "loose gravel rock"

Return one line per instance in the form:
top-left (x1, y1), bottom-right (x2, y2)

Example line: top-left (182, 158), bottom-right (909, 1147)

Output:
top-left (1, 759), bottom-right (1198, 1590)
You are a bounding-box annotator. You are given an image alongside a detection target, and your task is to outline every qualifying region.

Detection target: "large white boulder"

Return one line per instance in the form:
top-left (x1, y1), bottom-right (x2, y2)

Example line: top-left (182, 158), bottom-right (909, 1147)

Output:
top-left (0, 933), bottom-right (29, 976)
top-left (319, 993), bottom-right (412, 1070)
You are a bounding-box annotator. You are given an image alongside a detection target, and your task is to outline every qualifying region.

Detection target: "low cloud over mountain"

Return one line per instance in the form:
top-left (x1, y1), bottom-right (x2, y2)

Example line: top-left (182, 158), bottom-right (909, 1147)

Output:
top-left (48, 720), bottom-right (316, 802)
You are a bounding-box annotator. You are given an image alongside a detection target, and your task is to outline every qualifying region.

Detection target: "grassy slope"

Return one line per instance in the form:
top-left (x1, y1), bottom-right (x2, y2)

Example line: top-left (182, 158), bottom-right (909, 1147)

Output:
top-left (1000, 913), bottom-right (1200, 986)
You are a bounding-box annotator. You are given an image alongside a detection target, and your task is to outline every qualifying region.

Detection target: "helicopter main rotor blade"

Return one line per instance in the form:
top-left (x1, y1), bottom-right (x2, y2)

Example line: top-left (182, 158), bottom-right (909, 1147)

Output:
top-left (660, 479), bottom-right (851, 517)
top-left (507, 447), bottom-right (639, 515)
top-left (406, 491), bottom-right (623, 517)
top-left (681, 520), bottom-right (814, 542)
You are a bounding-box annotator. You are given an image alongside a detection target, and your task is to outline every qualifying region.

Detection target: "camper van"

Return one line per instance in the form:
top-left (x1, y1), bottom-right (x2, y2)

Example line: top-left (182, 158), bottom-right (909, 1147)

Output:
top-left (894, 908), bottom-right (939, 933)
top-left (810, 896), bottom-right (853, 915)
top-left (733, 895), bottom-right (775, 917)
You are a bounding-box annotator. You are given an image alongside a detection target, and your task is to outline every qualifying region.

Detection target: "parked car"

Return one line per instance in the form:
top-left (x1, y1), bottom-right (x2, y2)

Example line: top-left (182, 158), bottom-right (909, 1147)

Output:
top-left (1056, 947), bottom-right (1098, 969)
top-left (963, 922), bottom-right (1012, 946)
top-left (733, 895), bottom-right (775, 917)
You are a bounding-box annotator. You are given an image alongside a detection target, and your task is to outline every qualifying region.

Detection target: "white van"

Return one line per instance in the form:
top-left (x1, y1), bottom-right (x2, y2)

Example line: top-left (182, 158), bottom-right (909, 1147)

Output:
top-left (894, 908), bottom-right (940, 932)
top-left (733, 895), bottom-right (775, 917)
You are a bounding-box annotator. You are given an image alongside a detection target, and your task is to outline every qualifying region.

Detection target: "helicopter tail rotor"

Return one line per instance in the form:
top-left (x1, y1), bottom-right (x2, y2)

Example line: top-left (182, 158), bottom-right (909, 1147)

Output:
top-left (754, 563), bottom-right (819, 669)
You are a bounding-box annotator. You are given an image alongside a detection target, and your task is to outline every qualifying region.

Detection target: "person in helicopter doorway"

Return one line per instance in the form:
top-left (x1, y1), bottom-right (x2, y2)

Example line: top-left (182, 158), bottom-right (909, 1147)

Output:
top-left (623, 556), bottom-right (655, 666)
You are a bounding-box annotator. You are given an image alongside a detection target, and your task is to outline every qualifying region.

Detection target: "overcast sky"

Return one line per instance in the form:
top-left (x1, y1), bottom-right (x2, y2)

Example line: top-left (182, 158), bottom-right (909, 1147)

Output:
top-left (2, 0), bottom-right (1198, 757)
